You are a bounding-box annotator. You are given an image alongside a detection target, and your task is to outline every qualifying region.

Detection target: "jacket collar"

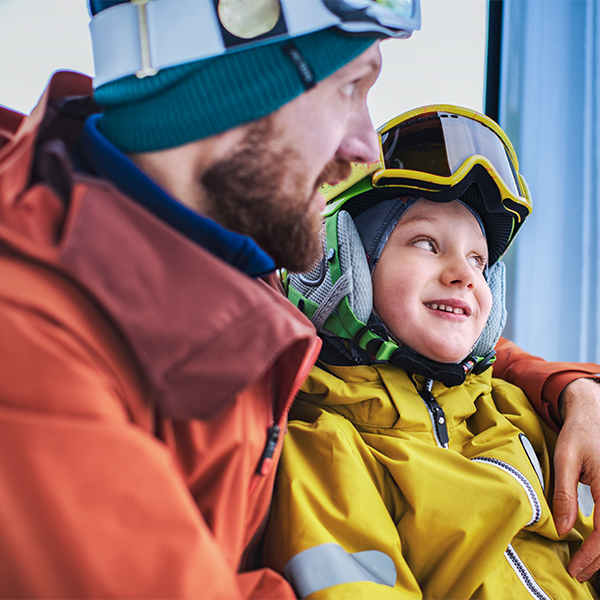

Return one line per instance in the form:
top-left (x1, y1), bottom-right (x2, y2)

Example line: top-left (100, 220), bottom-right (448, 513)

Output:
top-left (300, 361), bottom-right (491, 431)
top-left (75, 114), bottom-right (276, 278)
top-left (58, 178), bottom-right (317, 420)
top-left (0, 71), bottom-right (319, 421)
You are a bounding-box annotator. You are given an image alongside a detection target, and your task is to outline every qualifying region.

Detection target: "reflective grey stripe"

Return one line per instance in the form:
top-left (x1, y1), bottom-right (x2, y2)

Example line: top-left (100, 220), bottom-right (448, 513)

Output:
top-left (471, 457), bottom-right (542, 526)
top-left (505, 543), bottom-right (552, 600)
top-left (283, 543), bottom-right (397, 598)
top-left (519, 434), bottom-right (545, 493)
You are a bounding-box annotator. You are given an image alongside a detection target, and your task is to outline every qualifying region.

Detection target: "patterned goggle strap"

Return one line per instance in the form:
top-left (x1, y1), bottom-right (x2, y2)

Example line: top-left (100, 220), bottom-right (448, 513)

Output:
top-left (90, 0), bottom-right (421, 87)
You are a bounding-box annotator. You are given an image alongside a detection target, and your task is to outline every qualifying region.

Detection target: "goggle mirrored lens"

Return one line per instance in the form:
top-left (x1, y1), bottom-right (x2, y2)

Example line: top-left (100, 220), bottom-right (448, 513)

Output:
top-left (327, 0), bottom-right (418, 33)
top-left (380, 112), bottom-right (522, 198)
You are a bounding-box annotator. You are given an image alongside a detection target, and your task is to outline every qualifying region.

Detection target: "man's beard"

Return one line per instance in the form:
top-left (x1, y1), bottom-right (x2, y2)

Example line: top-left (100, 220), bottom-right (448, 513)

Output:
top-left (201, 116), bottom-right (351, 272)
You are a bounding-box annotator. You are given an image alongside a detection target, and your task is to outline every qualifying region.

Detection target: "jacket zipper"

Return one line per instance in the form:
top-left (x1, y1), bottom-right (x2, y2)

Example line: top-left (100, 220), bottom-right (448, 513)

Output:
top-left (256, 424), bottom-right (280, 476)
top-left (470, 457), bottom-right (542, 526)
top-left (418, 378), bottom-right (449, 448)
top-left (505, 543), bottom-right (552, 600)
top-left (241, 337), bottom-right (322, 569)
top-left (416, 380), bottom-right (547, 598)
top-left (252, 336), bottom-right (322, 488)
top-left (240, 506), bottom-right (271, 573)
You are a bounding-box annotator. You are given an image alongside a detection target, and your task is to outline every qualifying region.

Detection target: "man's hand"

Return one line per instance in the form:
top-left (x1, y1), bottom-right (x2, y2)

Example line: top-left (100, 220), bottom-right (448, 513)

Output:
top-left (554, 378), bottom-right (600, 581)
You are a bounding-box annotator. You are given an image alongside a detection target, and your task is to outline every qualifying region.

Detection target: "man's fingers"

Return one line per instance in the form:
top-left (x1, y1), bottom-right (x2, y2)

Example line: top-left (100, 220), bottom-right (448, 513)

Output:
top-left (555, 379), bottom-right (600, 578)
top-left (553, 444), bottom-right (581, 535)
top-left (569, 530), bottom-right (600, 581)
top-left (553, 488), bottom-right (579, 535)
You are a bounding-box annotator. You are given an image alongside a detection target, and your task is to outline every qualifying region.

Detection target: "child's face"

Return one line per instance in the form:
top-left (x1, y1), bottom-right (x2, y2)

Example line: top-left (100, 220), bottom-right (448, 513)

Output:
top-left (372, 199), bottom-right (493, 364)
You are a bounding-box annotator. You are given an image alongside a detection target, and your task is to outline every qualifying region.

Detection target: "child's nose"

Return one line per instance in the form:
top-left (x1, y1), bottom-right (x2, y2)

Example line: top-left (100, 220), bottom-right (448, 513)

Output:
top-left (442, 257), bottom-right (476, 289)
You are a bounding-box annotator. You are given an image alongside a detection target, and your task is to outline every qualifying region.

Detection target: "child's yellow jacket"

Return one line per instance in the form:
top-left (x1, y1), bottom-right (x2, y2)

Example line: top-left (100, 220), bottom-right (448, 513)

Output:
top-left (263, 361), bottom-right (596, 599)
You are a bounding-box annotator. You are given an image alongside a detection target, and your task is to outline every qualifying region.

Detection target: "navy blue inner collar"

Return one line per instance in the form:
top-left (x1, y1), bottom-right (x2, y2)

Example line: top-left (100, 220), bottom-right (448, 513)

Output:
top-left (74, 115), bottom-right (276, 278)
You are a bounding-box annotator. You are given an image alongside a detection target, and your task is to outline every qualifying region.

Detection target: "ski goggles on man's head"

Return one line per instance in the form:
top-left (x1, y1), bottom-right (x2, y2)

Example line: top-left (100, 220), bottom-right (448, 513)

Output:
top-left (90, 0), bottom-right (421, 87)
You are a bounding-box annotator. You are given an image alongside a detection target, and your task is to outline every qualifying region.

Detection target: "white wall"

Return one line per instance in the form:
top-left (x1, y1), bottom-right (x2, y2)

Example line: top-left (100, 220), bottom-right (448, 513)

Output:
top-left (369, 0), bottom-right (489, 128)
top-left (0, 0), bottom-right (488, 120)
top-left (0, 0), bottom-right (93, 113)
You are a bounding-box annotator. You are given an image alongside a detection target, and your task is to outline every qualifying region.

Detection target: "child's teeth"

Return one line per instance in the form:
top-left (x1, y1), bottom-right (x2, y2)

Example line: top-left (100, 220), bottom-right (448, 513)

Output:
top-left (428, 303), bottom-right (465, 315)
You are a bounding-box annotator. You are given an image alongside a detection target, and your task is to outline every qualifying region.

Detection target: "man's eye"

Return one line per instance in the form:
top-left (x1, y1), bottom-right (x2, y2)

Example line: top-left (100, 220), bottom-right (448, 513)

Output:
top-left (341, 81), bottom-right (358, 97)
top-left (413, 238), bottom-right (436, 252)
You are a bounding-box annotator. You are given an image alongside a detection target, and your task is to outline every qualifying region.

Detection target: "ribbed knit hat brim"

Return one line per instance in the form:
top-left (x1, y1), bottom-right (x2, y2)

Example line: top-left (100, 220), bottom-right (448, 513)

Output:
top-left (95, 28), bottom-right (376, 152)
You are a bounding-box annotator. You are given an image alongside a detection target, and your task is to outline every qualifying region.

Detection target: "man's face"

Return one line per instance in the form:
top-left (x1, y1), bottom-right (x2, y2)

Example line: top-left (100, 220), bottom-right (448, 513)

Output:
top-left (372, 200), bottom-right (493, 363)
top-left (201, 43), bottom-right (382, 272)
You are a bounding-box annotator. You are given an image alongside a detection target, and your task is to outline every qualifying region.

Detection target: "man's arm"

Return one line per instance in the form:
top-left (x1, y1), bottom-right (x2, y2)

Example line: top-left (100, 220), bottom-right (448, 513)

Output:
top-left (494, 336), bottom-right (600, 580)
top-left (493, 337), bottom-right (600, 431)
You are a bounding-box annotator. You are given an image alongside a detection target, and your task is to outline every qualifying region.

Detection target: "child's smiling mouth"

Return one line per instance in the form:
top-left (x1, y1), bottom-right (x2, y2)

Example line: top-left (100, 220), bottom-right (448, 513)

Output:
top-left (424, 300), bottom-right (472, 317)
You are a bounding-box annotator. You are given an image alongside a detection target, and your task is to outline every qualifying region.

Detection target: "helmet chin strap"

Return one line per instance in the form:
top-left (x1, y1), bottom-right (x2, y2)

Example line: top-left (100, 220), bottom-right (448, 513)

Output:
top-left (360, 313), bottom-right (495, 387)
top-left (388, 343), bottom-right (495, 388)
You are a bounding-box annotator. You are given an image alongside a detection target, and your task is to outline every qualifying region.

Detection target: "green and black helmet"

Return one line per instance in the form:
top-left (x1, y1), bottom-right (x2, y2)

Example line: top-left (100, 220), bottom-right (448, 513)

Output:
top-left (285, 104), bottom-right (532, 386)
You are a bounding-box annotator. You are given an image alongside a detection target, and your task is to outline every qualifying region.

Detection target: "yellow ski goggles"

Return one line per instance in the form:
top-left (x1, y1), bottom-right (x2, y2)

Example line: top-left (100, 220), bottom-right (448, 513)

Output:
top-left (321, 104), bottom-right (532, 262)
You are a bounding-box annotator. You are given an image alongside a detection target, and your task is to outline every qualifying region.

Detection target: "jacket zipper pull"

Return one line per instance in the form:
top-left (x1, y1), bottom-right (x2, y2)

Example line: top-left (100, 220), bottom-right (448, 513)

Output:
top-left (419, 379), bottom-right (449, 448)
top-left (428, 396), bottom-right (449, 448)
top-left (256, 425), bottom-right (281, 476)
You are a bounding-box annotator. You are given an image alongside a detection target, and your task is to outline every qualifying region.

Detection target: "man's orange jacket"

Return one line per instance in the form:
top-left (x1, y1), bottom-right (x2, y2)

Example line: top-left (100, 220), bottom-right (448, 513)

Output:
top-left (0, 72), bottom-right (597, 598)
top-left (0, 72), bottom-right (322, 598)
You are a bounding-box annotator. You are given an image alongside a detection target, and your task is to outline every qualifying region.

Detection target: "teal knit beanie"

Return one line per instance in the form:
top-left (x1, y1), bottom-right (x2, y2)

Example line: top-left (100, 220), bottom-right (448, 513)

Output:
top-left (95, 28), bottom-right (375, 152)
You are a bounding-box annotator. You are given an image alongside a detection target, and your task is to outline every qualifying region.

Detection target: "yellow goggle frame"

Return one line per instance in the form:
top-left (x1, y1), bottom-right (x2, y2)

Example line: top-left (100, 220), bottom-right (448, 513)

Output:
top-left (322, 104), bottom-right (532, 227)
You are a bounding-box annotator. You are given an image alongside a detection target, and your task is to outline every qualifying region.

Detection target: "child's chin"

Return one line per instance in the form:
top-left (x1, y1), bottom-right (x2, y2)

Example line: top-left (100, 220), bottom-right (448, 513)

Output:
top-left (422, 348), bottom-right (471, 365)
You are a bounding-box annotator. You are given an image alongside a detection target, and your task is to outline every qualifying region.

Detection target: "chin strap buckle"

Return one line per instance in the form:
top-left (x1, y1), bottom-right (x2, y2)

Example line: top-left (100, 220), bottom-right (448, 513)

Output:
top-left (390, 345), bottom-right (468, 388)
top-left (354, 320), bottom-right (389, 358)
top-left (467, 350), bottom-right (496, 376)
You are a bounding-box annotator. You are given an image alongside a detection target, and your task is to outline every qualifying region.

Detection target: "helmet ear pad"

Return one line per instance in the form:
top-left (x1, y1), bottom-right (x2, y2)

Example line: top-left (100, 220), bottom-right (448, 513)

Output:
top-left (472, 259), bottom-right (507, 358)
top-left (287, 210), bottom-right (373, 338)
top-left (287, 208), bottom-right (508, 370)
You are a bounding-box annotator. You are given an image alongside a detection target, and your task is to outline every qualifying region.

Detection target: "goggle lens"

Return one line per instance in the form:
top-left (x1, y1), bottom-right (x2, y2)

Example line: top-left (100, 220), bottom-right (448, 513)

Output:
top-left (326, 0), bottom-right (418, 32)
top-left (380, 112), bottom-right (523, 198)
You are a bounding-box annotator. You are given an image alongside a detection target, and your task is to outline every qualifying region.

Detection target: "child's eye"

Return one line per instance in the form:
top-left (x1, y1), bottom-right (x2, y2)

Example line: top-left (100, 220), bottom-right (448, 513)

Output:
top-left (413, 238), bottom-right (436, 252)
top-left (468, 255), bottom-right (488, 271)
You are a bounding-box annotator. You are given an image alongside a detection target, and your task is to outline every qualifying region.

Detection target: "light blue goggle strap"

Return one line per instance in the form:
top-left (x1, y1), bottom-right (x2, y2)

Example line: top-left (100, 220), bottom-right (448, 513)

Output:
top-left (90, 0), bottom-right (421, 87)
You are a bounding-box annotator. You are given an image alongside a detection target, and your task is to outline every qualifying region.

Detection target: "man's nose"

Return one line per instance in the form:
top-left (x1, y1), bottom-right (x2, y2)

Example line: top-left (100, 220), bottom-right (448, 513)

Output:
top-left (336, 107), bottom-right (380, 165)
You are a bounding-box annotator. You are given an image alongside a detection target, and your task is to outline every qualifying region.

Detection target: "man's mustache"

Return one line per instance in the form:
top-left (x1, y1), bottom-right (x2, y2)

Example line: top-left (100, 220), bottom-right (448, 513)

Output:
top-left (316, 159), bottom-right (353, 190)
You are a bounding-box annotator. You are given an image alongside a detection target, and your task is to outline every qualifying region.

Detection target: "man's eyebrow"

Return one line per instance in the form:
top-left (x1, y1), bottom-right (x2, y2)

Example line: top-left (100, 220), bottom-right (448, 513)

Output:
top-left (351, 53), bottom-right (382, 77)
top-left (366, 57), bottom-right (381, 71)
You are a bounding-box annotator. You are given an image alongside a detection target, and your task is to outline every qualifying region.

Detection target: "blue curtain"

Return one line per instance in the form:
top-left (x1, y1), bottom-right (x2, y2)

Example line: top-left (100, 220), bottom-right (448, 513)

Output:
top-left (499, 0), bottom-right (600, 362)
